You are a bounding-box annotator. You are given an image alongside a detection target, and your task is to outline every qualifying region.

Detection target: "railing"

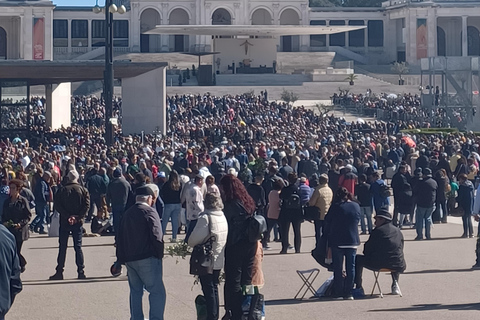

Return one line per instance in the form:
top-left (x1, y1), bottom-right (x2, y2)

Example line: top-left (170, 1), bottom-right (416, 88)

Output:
top-left (334, 98), bottom-right (468, 129)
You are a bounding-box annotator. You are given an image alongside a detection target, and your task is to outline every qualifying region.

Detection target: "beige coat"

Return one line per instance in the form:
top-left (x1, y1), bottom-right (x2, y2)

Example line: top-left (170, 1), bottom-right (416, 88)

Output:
top-left (308, 184), bottom-right (333, 220)
top-left (188, 209), bottom-right (228, 270)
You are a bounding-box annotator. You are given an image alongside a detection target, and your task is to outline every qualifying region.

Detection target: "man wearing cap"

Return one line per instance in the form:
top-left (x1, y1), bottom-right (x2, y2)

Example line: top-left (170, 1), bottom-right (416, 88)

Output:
top-left (106, 168), bottom-right (132, 236)
top-left (50, 170), bottom-right (90, 280)
top-left (116, 185), bottom-right (166, 320)
top-left (413, 168), bottom-right (438, 240)
top-left (353, 207), bottom-right (406, 296)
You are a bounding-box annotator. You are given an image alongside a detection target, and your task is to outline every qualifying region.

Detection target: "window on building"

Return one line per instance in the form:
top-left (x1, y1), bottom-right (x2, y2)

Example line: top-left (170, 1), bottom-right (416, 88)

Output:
top-left (329, 20), bottom-right (345, 47)
top-left (348, 20), bottom-right (364, 47)
top-left (310, 20), bottom-right (326, 47)
top-left (92, 20), bottom-right (129, 47)
top-left (113, 20), bottom-right (129, 47)
top-left (71, 20), bottom-right (88, 47)
top-left (53, 19), bottom-right (68, 47)
top-left (92, 20), bottom-right (105, 47)
top-left (368, 20), bottom-right (384, 47)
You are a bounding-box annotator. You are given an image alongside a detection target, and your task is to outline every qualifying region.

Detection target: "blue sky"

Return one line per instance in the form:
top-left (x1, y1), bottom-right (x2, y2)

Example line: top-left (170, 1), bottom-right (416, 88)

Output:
top-left (53, 0), bottom-right (103, 6)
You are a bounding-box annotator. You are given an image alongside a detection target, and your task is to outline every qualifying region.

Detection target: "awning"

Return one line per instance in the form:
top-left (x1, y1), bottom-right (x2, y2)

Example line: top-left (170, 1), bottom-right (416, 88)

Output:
top-left (145, 25), bottom-right (366, 36)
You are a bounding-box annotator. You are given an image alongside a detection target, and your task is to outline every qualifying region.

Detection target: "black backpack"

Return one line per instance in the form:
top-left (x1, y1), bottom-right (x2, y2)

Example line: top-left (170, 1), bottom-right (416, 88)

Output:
top-left (284, 190), bottom-right (302, 210)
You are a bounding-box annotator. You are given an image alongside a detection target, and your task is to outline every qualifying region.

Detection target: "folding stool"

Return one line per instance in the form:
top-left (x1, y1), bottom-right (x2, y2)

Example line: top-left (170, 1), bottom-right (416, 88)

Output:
top-left (294, 268), bottom-right (320, 300)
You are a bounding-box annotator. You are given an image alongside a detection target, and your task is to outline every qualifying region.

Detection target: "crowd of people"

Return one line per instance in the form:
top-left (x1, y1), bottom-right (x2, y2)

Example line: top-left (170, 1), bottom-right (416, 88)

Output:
top-left (1, 91), bottom-right (480, 319)
top-left (332, 89), bottom-right (470, 129)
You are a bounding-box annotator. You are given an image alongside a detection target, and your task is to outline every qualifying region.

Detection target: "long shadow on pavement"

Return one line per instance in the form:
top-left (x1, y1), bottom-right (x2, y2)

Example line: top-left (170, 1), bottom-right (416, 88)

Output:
top-left (267, 295), bottom-right (379, 305)
top-left (23, 276), bottom-right (127, 286)
top-left (28, 243), bottom-right (115, 250)
top-left (369, 303), bottom-right (480, 312)
top-left (403, 268), bottom-right (474, 275)
top-left (404, 236), bottom-right (468, 242)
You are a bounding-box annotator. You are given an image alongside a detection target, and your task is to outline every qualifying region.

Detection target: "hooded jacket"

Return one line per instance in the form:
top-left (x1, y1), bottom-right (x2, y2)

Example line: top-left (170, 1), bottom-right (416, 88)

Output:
top-left (363, 221), bottom-right (406, 272)
top-left (457, 180), bottom-right (474, 215)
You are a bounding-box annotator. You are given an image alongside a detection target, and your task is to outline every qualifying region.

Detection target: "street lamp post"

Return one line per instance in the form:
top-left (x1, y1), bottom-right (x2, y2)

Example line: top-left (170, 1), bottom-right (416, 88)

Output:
top-left (93, 1), bottom-right (126, 146)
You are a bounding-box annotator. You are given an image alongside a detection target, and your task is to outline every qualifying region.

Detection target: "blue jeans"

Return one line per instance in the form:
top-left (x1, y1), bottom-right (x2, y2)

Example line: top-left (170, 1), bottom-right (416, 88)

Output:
top-left (332, 247), bottom-right (356, 298)
top-left (185, 219), bottom-right (198, 243)
top-left (126, 257), bottom-right (166, 320)
top-left (31, 203), bottom-right (49, 232)
top-left (360, 207), bottom-right (373, 233)
top-left (162, 203), bottom-right (181, 240)
top-left (415, 206), bottom-right (435, 239)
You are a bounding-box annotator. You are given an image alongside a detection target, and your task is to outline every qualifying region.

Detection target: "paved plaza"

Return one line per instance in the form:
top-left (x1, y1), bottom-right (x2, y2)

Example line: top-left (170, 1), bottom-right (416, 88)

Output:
top-left (7, 215), bottom-right (480, 320)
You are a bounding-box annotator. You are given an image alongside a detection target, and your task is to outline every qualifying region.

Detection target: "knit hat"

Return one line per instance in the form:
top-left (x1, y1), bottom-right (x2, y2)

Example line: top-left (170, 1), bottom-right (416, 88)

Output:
top-left (375, 207), bottom-right (392, 221)
top-left (113, 168), bottom-right (122, 178)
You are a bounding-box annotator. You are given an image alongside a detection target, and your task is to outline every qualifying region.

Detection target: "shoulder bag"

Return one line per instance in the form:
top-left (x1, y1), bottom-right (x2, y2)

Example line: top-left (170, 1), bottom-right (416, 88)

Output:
top-left (190, 213), bottom-right (215, 276)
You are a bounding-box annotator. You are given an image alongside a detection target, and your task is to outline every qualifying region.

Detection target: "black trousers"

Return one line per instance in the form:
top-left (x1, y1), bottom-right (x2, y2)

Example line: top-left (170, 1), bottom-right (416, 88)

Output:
top-left (200, 269), bottom-right (221, 320)
top-left (261, 218), bottom-right (278, 247)
top-left (354, 254), bottom-right (399, 289)
top-left (314, 220), bottom-right (324, 247)
top-left (224, 240), bottom-right (256, 320)
top-left (16, 239), bottom-right (26, 268)
top-left (279, 218), bottom-right (302, 253)
top-left (56, 223), bottom-right (85, 273)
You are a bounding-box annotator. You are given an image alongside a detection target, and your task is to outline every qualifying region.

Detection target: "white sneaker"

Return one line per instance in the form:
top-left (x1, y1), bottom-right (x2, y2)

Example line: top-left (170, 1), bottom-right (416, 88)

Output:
top-left (391, 283), bottom-right (401, 295)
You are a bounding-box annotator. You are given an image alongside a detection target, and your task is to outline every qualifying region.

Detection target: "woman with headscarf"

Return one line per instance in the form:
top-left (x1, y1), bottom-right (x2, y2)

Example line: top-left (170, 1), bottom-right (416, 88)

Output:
top-left (188, 193), bottom-right (228, 320)
top-left (1, 179), bottom-right (32, 273)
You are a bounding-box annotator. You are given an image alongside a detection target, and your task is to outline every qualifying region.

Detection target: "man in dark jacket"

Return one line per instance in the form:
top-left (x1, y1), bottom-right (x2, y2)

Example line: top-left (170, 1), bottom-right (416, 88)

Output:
top-left (86, 163), bottom-right (108, 222)
top-left (279, 173), bottom-right (304, 254)
top-left (0, 224), bottom-right (22, 319)
top-left (391, 165), bottom-right (409, 227)
top-left (106, 168), bottom-right (132, 236)
top-left (49, 170), bottom-right (90, 280)
top-left (354, 208), bottom-right (406, 296)
top-left (278, 157), bottom-right (293, 180)
top-left (116, 186), bottom-right (166, 320)
top-left (355, 174), bottom-right (373, 234)
top-left (413, 168), bottom-right (438, 240)
top-left (30, 172), bottom-right (51, 234)
top-left (246, 174), bottom-right (266, 215)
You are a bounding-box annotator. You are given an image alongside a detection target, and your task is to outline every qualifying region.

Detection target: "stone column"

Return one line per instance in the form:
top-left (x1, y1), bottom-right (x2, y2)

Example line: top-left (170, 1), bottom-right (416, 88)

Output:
top-left (87, 19), bottom-right (92, 49)
top-left (130, 2), bottom-right (140, 52)
top-left (161, 4), bottom-right (170, 52)
top-left (427, 13), bottom-right (436, 57)
top-left (23, 8), bottom-right (33, 59)
top-left (326, 19), bottom-right (330, 50)
top-left (364, 19), bottom-right (369, 53)
top-left (67, 18), bottom-right (72, 54)
top-left (462, 15), bottom-right (468, 56)
top-left (44, 9), bottom-right (53, 60)
top-left (345, 19), bottom-right (349, 48)
top-left (45, 83), bottom-right (72, 130)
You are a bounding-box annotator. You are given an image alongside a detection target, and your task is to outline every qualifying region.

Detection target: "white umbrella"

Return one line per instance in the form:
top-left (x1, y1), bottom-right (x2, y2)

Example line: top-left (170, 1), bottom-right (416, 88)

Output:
top-left (356, 118), bottom-right (365, 124)
top-left (387, 93), bottom-right (398, 99)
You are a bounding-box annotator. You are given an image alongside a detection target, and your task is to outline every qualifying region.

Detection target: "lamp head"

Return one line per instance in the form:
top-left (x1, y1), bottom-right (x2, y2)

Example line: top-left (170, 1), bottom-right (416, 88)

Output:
top-left (117, 5), bottom-right (127, 14)
top-left (109, 4), bottom-right (118, 14)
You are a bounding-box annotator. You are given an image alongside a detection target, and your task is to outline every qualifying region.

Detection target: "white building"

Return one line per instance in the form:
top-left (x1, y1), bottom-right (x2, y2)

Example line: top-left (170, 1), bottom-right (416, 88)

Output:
top-left (0, 0), bottom-right (479, 65)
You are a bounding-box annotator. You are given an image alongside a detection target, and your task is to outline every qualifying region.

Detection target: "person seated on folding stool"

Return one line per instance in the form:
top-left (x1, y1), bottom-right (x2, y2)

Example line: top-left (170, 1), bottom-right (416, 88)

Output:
top-left (353, 207), bottom-right (406, 296)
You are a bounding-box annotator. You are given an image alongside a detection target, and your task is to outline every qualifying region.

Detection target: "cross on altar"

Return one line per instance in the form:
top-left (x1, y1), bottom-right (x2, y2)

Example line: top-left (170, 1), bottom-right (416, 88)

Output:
top-left (240, 40), bottom-right (253, 55)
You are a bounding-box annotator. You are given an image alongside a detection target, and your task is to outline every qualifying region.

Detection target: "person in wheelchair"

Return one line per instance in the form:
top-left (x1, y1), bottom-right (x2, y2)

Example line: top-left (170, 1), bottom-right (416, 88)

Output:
top-left (353, 207), bottom-right (406, 296)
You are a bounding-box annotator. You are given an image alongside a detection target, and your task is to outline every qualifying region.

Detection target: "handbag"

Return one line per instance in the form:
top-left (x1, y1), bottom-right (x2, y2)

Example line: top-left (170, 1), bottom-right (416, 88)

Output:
top-left (246, 213), bottom-right (267, 243)
top-left (241, 286), bottom-right (265, 320)
top-left (189, 213), bottom-right (215, 276)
